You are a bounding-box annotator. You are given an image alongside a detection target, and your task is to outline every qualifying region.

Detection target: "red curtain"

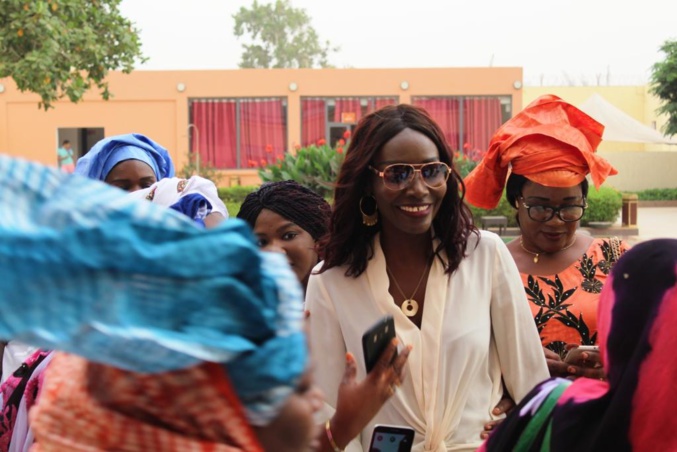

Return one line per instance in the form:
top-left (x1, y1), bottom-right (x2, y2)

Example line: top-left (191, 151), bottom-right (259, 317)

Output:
top-left (190, 100), bottom-right (237, 169)
top-left (334, 98), bottom-right (363, 123)
top-left (463, 97), bottom-right (502, 160)
top-left (371, 97), bottom-right (398, 111)
top-left (240, 99), bottom-right (287, 168)
top-left (412, 97), bottom-right (461, 150)
top-left (302, 99), bottom-right (326, 146)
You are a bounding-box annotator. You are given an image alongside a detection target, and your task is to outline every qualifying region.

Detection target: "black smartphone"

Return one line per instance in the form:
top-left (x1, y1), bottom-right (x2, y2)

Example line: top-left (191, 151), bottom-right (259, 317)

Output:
top-left (362, 315), bottom-right (396, 374)
top-left (368, 424), bottom-right (415, 452)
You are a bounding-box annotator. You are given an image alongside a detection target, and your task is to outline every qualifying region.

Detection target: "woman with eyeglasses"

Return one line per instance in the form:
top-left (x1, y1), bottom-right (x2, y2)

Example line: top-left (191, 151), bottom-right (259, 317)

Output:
top-left (465, 95), bottom-right (630, 386)
top-left (306, 104), bottom-right (548, 451)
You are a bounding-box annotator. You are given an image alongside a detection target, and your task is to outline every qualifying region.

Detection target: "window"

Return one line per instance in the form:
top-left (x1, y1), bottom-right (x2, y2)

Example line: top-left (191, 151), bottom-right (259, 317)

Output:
top-left (301, 97), bottom-right (398, 147)
top-left (412, 96), bottom-right (510, 159)
top-left (189, 98), bottom-right (287, 169)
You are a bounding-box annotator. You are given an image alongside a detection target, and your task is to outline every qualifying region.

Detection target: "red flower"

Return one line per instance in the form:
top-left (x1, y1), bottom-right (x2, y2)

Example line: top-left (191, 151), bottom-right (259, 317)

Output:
top-left (317, 138), bottom-right (326, 146)
top-left (265, 144), bottom-right (273, 153)
top-left (294, 144), bottom-right (301, 151)
top-left (454, 151), bottom-right (461, 159)
top-left (248, 160), bottom-right (257, 168)
top-left (343, 129), bottom-right (351, 139)
top-left (276, 153), bottom-right (284, 160)
top-left (463, 142), bottom-right (470, 150)
top-left (337, 139), bottom-right (345, 146)
top-left (260, 159), bottom-right (267, 167)
top-left (336, 147), bottom-right (344, 154)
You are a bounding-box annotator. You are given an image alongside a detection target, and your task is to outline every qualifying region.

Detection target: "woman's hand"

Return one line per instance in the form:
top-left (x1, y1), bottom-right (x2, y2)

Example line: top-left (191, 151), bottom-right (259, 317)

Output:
top-left (544, 346), bottom-right (569, 377)
top-left (562, 345), bottom-right (604, 380)
top-left (327, 339), bottom-right (412, 449)
top-left (545, 345), bottom-right (604, 380)
top-left (480, 394), bottom-right (516, 439)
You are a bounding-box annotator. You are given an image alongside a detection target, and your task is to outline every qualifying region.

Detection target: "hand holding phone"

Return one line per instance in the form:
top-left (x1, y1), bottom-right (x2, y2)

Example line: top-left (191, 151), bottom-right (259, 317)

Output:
top-left (369, 425), bottom-right (415, 452)
top-left (563, 345), bottom-right (600, 365)
top-left (362, 316), bottom-right (396, 373)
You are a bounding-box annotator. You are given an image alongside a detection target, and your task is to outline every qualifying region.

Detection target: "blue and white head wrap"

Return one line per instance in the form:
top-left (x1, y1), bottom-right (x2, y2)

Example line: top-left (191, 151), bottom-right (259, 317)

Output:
top-left (0, 156), bottom-right (303, 425)
top-left (75, 133), bottom-right (175, 181)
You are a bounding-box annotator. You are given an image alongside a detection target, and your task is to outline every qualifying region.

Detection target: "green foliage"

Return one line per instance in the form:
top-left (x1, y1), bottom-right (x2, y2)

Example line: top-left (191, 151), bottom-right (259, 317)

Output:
top-left (217, 185), bottom-right (259, 204)
top-left (582, 186), bottom-right (622, 225)
top-left (258, 137), bottom-right (346, 198)
top-left (630, 188), bottom-right (677, 201)
top-left (454, 154), bottom-right (480, 179)
top-left (0, 0), bottom-right (145, 109)
top-left (217, 185), bottom-right (259, 217)
top-left (178, 152), bottom-right (223, 186)
top-left (466, 193), bottom-right (518, 227)
top-left (650, 39), bottom-right (677, 136)
top-left (232, 0), bottom-right (337, 68)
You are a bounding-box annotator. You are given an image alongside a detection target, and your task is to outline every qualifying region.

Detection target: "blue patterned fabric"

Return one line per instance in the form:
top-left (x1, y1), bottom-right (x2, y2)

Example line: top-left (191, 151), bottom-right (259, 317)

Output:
top-left (0, 155), bottom-right (305, 425)
top-left (169, 193), bottom-right (212, 227)
top-left (75, 133), bottom-right (175, 181)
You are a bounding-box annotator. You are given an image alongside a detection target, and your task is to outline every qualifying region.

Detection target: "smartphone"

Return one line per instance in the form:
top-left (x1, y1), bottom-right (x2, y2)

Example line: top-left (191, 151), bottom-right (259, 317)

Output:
top-left (576, 345), bottom-right (600, 352)
top-left (362, 316), bottom-right (396, 373)
top-left (368, 424), bottom-right (415, 452)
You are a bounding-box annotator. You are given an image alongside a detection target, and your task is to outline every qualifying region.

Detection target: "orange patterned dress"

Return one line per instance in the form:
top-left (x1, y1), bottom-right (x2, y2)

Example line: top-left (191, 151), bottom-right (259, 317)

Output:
top-left (30, 353), bottom-right (263, 452)
top-left (521, 238), bottom-right (629, 358)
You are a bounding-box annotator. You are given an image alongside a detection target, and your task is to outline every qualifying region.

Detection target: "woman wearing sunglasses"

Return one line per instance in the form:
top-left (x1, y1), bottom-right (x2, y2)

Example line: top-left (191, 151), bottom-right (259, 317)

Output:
top-left (465, 95), bottom-right (630, 386)
top-left (306, 104), bottom-right (548, 451)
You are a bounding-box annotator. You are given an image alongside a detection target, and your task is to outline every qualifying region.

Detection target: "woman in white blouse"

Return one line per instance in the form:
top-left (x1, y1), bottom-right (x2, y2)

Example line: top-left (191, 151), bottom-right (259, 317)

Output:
top-left (306, 104), bottom-right (549, 452)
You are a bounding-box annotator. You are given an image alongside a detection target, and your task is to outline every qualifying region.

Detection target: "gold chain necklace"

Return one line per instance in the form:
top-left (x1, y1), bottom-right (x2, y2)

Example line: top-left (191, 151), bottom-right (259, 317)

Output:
top-left (519, 236), bottom-right (577, 264)
top-left (386, 259), bottom-right (431, 317)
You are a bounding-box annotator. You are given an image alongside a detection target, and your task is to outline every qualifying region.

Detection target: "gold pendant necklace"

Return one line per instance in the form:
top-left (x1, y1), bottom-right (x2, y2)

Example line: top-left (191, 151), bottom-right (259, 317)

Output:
top-left (386, 258), bottom-right (431, 317)
top-left (519, 236), bottom-right (577, 263)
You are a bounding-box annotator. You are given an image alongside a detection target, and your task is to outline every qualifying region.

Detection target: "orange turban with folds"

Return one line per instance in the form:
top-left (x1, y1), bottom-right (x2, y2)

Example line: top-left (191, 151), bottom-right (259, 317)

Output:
top-left (464, 94), bottom-right (617, 209)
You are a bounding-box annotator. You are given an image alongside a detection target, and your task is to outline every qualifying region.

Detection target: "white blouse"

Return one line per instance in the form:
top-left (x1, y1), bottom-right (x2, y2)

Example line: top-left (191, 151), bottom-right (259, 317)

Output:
top-left (306, 231), bottom-right (548, 452)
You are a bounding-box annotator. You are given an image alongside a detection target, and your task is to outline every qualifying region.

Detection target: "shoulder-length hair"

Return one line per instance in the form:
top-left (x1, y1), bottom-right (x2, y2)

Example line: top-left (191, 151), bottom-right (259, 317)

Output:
top-left (319, 104), bottom-right (478, 277)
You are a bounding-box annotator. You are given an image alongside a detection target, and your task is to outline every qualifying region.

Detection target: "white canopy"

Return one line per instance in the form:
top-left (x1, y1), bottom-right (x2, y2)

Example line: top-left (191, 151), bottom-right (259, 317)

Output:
top-left (578, 93), bottom-right (677, 144)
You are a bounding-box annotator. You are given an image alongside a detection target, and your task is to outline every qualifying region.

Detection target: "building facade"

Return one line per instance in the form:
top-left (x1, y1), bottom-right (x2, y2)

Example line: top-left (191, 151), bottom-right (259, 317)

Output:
top-left (0, 67), bottom-right (522, 186)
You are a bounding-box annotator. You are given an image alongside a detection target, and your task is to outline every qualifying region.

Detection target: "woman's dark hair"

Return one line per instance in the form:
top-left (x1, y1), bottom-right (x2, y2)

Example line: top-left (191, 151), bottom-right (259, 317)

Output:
top-left (319, 104), bottom-right (478, 277)
top-left (506, 173), bottom-right (590, 208)
top-left (237, 180), bottom-right (331, 242)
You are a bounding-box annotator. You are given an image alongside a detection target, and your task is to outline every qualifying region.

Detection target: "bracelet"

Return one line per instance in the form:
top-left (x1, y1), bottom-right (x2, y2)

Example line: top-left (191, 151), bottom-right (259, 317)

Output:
top-left (325, 419), bottom-right (343, 452)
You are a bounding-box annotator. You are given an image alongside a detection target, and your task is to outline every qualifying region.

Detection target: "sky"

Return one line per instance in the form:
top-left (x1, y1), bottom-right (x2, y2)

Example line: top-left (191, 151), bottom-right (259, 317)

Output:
top-left (119, 0), bottom-right (677, 86)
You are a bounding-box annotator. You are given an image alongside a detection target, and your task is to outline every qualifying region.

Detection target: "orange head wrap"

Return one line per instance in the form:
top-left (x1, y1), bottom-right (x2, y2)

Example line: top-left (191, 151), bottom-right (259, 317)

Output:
top-left (464, 94), bottom-right (617, 209)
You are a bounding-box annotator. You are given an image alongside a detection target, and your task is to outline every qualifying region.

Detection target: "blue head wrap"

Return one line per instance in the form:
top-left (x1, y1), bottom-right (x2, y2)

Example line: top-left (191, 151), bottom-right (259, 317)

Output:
top-left (75, 133), bottom-right (175, 181)
top-left (0, 156), bottom-right (304, 426)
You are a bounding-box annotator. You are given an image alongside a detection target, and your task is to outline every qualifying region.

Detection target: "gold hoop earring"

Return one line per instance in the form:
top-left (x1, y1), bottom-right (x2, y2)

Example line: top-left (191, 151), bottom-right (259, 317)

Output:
top-left (359, 195), bottom-right (378, 226)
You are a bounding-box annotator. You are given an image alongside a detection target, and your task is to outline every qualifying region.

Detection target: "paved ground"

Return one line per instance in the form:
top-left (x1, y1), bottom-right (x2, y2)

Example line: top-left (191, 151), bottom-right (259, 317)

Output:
top-left (624, 207), bottom-right (677, 245)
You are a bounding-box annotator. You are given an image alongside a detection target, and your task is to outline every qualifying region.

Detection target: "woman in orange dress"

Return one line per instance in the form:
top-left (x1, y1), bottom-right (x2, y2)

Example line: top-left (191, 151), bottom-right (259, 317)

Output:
top-left (465, 95), bottom-right (629, 381)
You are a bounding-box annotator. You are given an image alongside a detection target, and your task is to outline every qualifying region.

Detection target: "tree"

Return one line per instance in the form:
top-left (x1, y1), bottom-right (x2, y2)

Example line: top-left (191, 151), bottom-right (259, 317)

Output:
top-left (650, 39), bottom-right (677, 136)
top-left (0, 0), bottom-right (145, 110)
top-left (232, 0), bottom-right (337, 69)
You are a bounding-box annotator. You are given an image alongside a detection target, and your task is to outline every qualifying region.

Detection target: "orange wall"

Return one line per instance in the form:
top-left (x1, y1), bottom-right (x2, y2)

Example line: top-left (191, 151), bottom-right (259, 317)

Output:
top-left (0, 67), bottom-right (522, 185)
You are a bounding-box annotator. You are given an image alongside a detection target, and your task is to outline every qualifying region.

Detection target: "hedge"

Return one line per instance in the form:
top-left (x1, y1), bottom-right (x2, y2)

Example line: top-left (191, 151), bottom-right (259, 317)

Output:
top-left (631, 188), bottom-right (677, 201)
top-left (218, 184), bottom-right (622, 226)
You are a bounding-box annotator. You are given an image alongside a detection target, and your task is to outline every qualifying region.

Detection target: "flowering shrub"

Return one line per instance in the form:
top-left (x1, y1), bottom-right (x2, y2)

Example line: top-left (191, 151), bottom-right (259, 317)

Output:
top-left (258, 130), bottom-right (350, 198)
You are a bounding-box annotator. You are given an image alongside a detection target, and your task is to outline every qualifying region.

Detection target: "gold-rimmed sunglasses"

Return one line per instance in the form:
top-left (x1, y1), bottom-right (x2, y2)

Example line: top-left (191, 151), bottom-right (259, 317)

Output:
top-left (369, 162), bottom-right (451, 190)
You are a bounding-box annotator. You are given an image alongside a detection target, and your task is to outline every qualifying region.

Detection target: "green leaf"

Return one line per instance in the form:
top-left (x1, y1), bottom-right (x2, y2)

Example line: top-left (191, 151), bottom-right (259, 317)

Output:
top-left (0, 0), bottom-right (146, 109)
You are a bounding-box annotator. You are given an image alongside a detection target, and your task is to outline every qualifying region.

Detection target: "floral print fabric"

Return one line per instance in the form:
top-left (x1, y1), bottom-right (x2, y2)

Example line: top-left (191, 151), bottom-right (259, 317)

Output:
top-left (521, 238), bottom-right (629, 357)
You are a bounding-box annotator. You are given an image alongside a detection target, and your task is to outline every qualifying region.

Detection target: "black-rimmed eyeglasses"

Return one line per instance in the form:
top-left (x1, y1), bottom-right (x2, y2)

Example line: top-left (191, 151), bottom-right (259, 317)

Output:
top-left (369, 162), bottom-right (451, 190)
top-left (519, 197), bottom-right (587, 222)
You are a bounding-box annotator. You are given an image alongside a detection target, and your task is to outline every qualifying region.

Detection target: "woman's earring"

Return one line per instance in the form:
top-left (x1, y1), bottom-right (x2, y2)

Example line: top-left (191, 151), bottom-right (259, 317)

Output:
top-left (360, 195), bottom-right (378, 226)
